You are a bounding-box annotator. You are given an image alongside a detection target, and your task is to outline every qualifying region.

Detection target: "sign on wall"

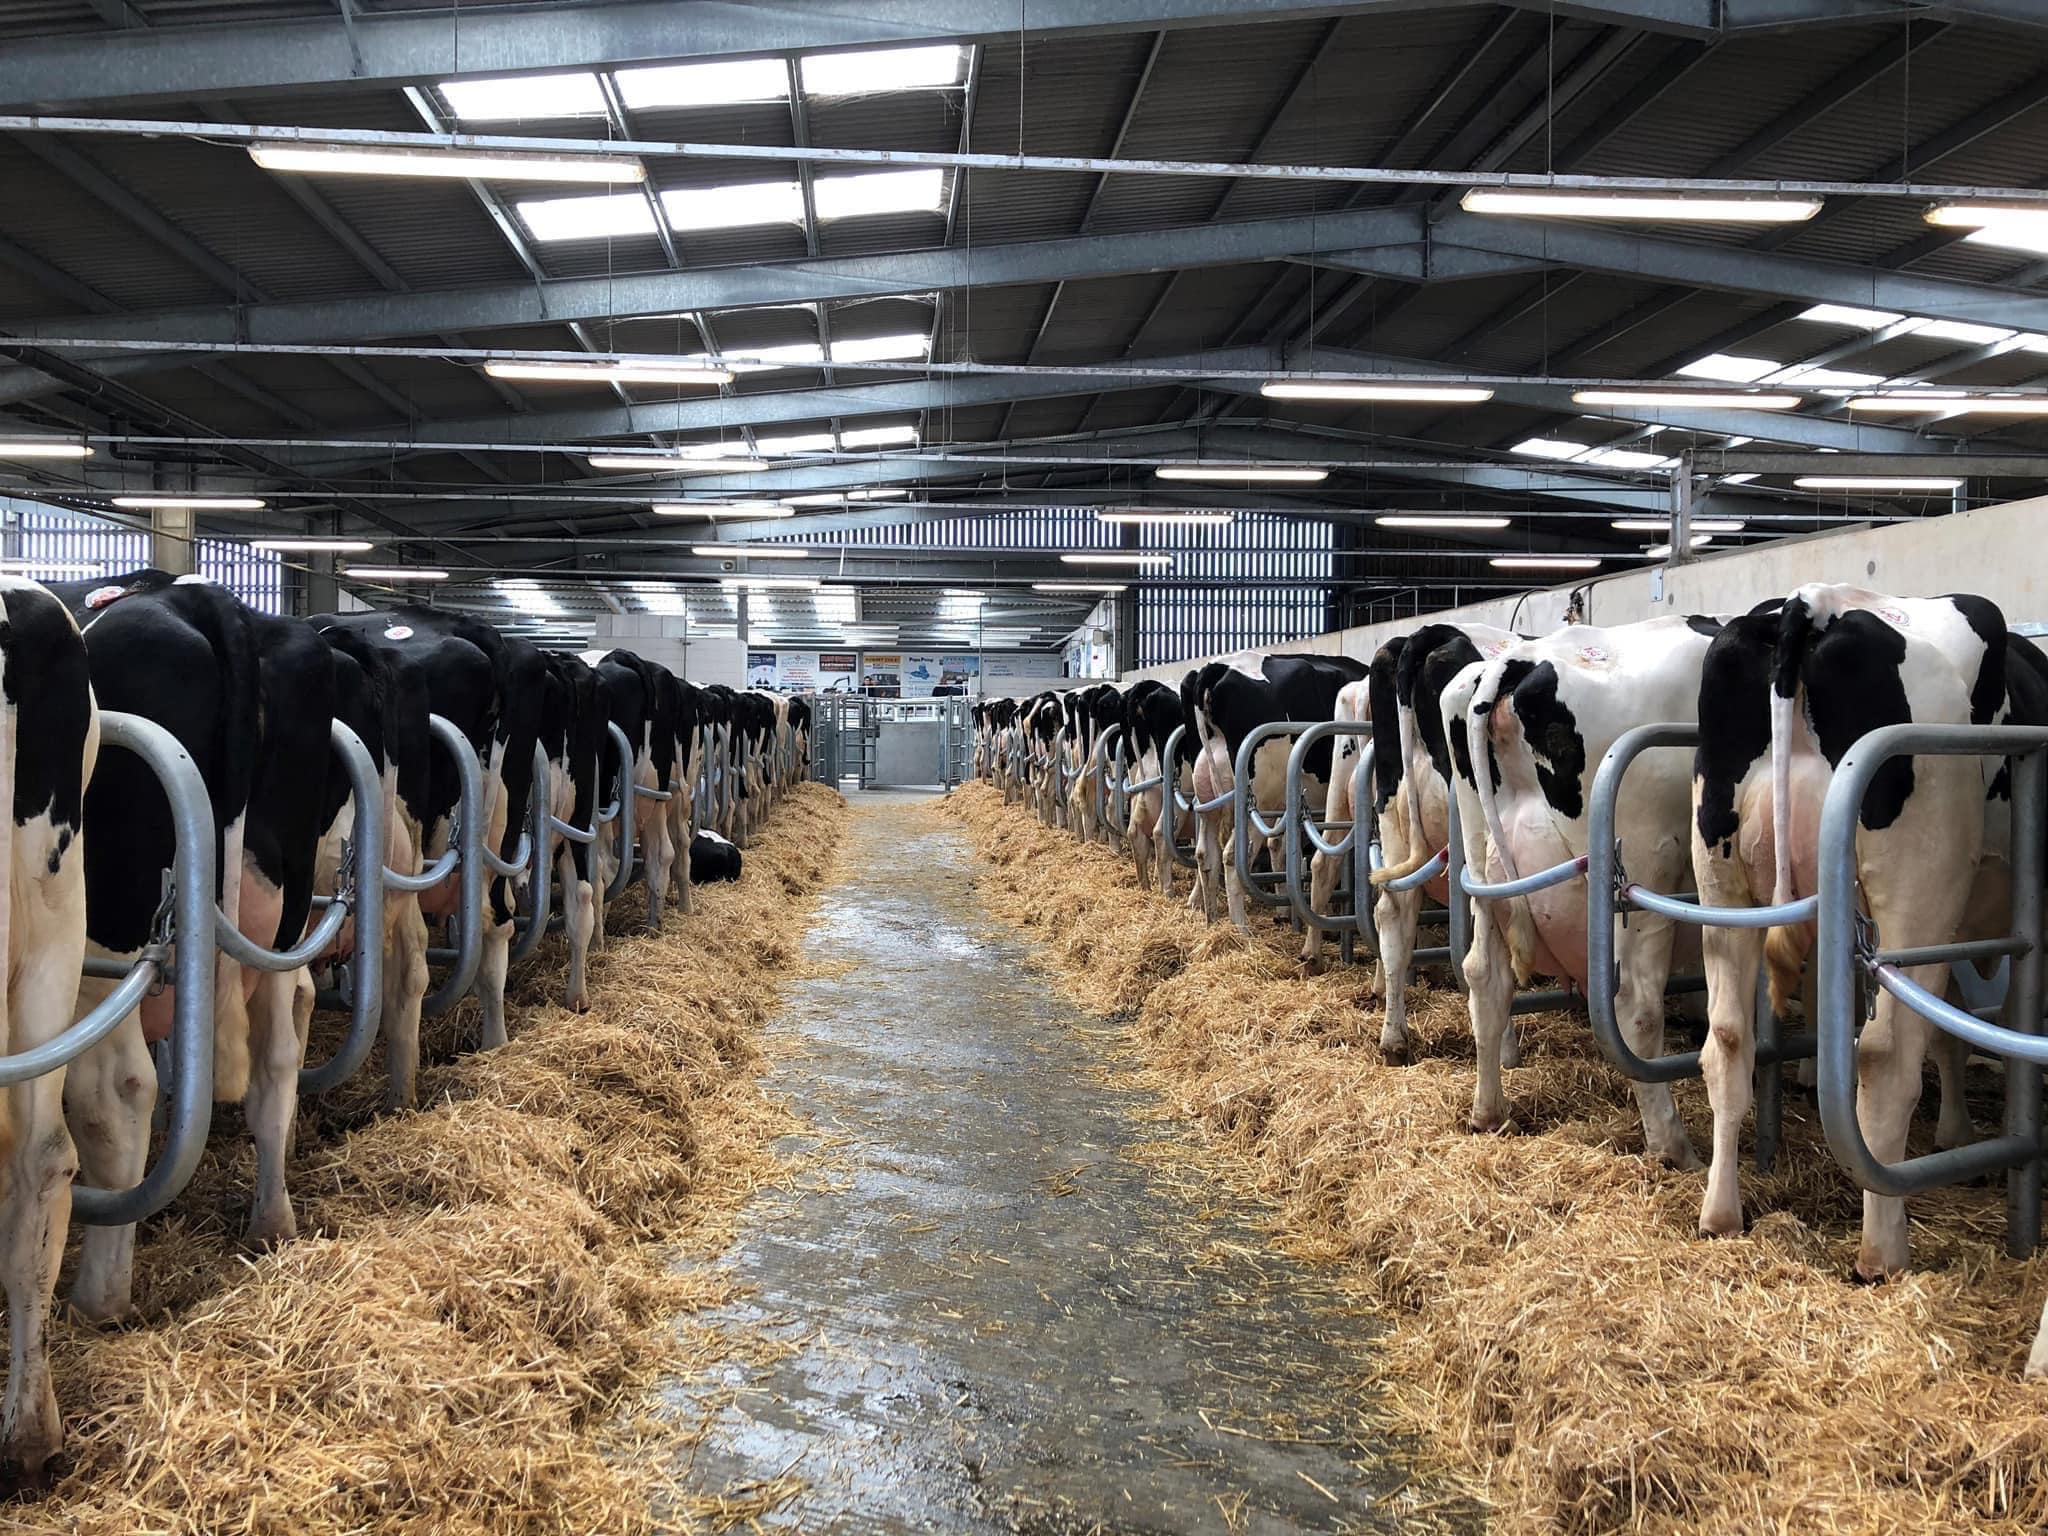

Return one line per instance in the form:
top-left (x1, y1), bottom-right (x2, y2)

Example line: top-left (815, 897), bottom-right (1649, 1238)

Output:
top-left (862, 652), bottom-right (902, 697)
top-left (746, 650), bottom-right (777, 687)
top-left (818, 651), bottom-right (858, 692)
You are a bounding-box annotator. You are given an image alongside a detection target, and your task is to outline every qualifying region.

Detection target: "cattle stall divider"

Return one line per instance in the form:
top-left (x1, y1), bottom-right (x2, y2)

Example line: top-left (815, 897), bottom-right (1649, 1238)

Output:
top-left (413, 715), bottom-right (488, 1017)
top-left (1279, 720), bottom-right (1366, 964)
top-left (1354, 742), bottom-right (1456, 971)
top-left (295, 722), bottom-right (386, 1093)
top-left (1584, 723), bottom-right (1815, 1170)
top-left (1811, 721), bottom-right (2048, 1258)
top-left (1232, 721), bottom-right (1321, 924)
top-left (1091, 724), bottom-right (1125, 851)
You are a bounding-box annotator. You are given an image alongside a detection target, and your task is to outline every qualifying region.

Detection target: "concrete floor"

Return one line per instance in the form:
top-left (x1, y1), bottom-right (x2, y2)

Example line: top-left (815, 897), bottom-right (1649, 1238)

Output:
top-left (664, 795), bottom-right (1442, 1534)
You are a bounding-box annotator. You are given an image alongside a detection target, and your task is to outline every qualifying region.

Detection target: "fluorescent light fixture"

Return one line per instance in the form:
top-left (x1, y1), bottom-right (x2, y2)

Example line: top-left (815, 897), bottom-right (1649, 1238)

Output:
top-left (1060, 553), bottom-right (1171, 568)
top-left (1154, 463), bottom-right (1327, 484)
top-left (816, 168), bottom-right (946, 220)
top-left (1794, 476), bottom-right (1963, 491)
top-left (615, 57), bottom-right (789, 110)
top-left (1610, 518), bottom-right (1745, 534)
top-left (1797, 303), bottom-right (1905, 329)
top-left (112, 495), bottom-right (265, 510)
top-left (691, 545), bottom-right (810, 559)
top-left (1644, 535), bottom-right (1715, 557)
top-left (735, 342), bottom-right (827, 368)
top-left (517, 192), bottom-right (659, 241)
top-left (1261, 381), bottom-right (1493, 403)
top-left (440, 72), bottom-right (606, 121)
top-left (587, 446), bottom-right (760, 470)
top-left (1572, 389), bottom-right (1801, 410)
top-left (831, 334), bottom-right (932, 365)
top-left (249, 538), bottom-right (375, 553)
top-left (651, 500), bottom-right (794, 517)
top-left (1375, 514), bottom-right (1511, 530)
top-left (782, 488), bottom-right (911, 505)
top-left (1849, 393), bottom-right (2048, 414)
top-left (753, 433), bottom-right (837, 454)
top-left (0, 560), bottom-right (100, 576)
top-left (1033, 582), bottom-right (1127, 593)
top-left (249, 143), bottom-right (643, 184)
top-left (1925, 203), bottom-right (2048, 229)
top-left (0, 439), bottom-right (91, 459)
top-left (800, 44), bottom-right (967, 96)
top-left (1460, 189), bottom-right (1819, 222)
top-left (1719, 472), bottom-right (1760, 486)
top-left (1675, 354), bottom-right (1781, 384)
top-left (661, 180), bottom-right (804, 231)
top-left (839, 424), bottom-right (919, 448)
top-left (1488, 555), bottom-right (1603, 571)
top-left (720, 575), bottom-right (821, 590)
top-left (487, 360), bottom-right (728, 386)
top-left (1096, 509), bottom-right (1235, 527)
top-left (345, 565), bottom-right (450, 581)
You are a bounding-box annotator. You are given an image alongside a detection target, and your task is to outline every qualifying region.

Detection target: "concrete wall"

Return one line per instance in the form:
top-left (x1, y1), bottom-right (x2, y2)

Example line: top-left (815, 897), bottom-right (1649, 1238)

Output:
top-left (588, 614), bottom-right (748, 687)
top-left (1119, 494), bottom-right (2048, 681)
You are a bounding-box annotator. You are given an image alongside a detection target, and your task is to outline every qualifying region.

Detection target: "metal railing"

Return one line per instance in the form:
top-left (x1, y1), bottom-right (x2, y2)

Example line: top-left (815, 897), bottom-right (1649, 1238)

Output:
top-left (1232, 720), bottom-right (1310, 915)
top-left (1280, 721), bottom-right (1367, 938)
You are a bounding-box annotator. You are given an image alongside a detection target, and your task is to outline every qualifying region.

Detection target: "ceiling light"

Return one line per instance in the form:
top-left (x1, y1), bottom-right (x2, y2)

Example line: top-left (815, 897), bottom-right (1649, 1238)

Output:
top-left (439, 72), bottom-right (606, 120)
top-left (1794, 476), bottom-right (1963, 491)
top-left (1962, 224), bottom-right (2048, 258)
top-left (1261, 382), bottom-right (1493, 403)
top-left (1580, 447), bottom-right (1678, 470)
top-left (587, 448), bottom-right (761, 471)
top-left (651, 501), bottom-right (794, 517)
top-left (753, 433), bottom-right (837, 454)
top-left (1060, 553), bottom-right (1171, 568)
top-left (720, 576), bottom-right (822, 590)
top-left (1848, 393), bottom-right (2048, 414)
top-left (345, 565), bottom-right (450, 581)
top-left (1610, 518), bottom-right (1745, 533)
top-left (249, 144), bottom-right (645, 183)
top-left (516, 192), bottom-right (659, 242)
top-left (1034, 582), bottom-right (1128, 593)
top-left (1925, 203), bottom-right (2048, 229)
top-left (782, 488), bottom-right (911, 505)
top-left (1460, 190), bottom-right (1819, 222)
top-left (1644, 536), bottom-right (1714, 557)
top-left (0, 560), bottom-right (101, 576)
top-left (800, 44), bottom-right (967, 96)
top-left (1489, 555), bottom-right (1603, 570)
top-left (248, 538), bottom-right (375, 553)
top-left (1510, 437), bottom-right (1589, 461)
top-left (1375, 515), bottom-right (1511, 530)
top-left (1096, 509), bottom-right (1235, 527)
top-left (0, 439), bottom-right (91, 459)
top-left (1572, 389), bottom-right (1802, 410)
top-left (486, 360), bottom-right (729, 385)
top-left (691, 545), bottom-right (810, 559)
top-left (112, 495), bottom-right (265, 510)
top-left (1155, 463), bottom-right (1327, 484)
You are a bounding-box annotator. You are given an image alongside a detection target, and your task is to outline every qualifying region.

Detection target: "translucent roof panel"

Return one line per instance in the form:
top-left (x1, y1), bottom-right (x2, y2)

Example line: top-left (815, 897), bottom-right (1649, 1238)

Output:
top-left (799, 45), bottom-right (967, 97)
top-left (440, 72), bottom-right (606, 121)
top-left (517, 192), bottom-right (659, 242)
top-left (815, 169), bottom-right (946, 220)
top-left (616, 57), bottom-right (789, 110)
top-left (662, 180), bottom-right (805, 231)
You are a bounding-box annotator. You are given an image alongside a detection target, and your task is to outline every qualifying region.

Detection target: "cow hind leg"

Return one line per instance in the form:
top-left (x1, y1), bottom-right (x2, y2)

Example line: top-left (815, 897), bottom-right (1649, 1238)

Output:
top-left (1698, 924), bottom-right (1763, 1237)
top-left (1618, 924), bottom-right (1701, 1170)
top-left (642, 812), bottom-right (674, 933)
top-left (560, 844), bottom-right (595, 1015)
top-left (1854, 981), bottom-right (1939, 1280)
top-left (65, 1011), bottom-right (155, 1324)
top-left (1464, 908), bottom-right (1518, 1135)
top-left (2027, 1294), bottom-right (2048, 1380)
top-left (243, 965), bottom-right (311, 1248)
top-left (383, 892), bottom-right (429, 1112)
top-left (1930, 1030), bottom-right (1972, 1151)
top-left (475, 908), bottom-right (514, 1052)
top-left (1374, 886), bottom-right (1421, 1060)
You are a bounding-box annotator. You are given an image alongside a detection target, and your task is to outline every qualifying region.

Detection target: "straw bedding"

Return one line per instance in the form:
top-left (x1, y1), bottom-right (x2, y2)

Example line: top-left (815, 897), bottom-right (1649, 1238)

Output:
top-left (945, 783), bottom-right (2048, 1536)
top-left (11, 782), bottom-right (847, 1535)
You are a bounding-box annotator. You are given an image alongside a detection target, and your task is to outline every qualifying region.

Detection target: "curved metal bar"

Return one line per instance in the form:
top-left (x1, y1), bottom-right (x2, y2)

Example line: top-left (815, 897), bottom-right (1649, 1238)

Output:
top-left (1383, 847), bottom-right (1448, 895)
top-left (215, 889), bottom-right (350, 973)
top-left (420, 714), bottom-right (485, 1020)
top-left (508, 740), bottom-right (556, 967)
top-left (1349, 738), bottom-right (1381, 953)
top-left (1873, 963), bottom-right (2048, 1064)
top-left (1624, 883), bottom-right (1817, 928)
top-left (385, 842), bottom-right (457, 893)
top-left (0, 959), bottom-right (158, 1088)
top-left (1233, 721), bottom-right (1318, 912)
top-left (1817, 722), bottom-right (2048, 1222)
top-left (1460, 853), bottom-right (1587, 902)
top-left (603, 720), bottom-right (638, 903)
top-left (299, 720), bottom-right (388, 1094)
top-left (1160, 724), bottom-right (1199, 870)
top-left (1283, 721), bottom-right (1370, 935)
top-left (634, 782), bottom-right (673, 803)
top-left (74, 711), bottom-right (219, 1227)
top-left (478, 829), bottom-right (532, 879)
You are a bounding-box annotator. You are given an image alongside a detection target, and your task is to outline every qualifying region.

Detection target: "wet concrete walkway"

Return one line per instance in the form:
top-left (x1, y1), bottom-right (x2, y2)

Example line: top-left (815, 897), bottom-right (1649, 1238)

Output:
top-left (668, 794), bottom-right (1432, 1534)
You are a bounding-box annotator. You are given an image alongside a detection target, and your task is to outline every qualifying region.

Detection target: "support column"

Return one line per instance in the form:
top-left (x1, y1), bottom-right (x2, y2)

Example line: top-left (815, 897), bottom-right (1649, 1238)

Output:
top-left (1669, 454), bottom-right (1697, 568)
top-left (150, 504), bottom-right (194, 577)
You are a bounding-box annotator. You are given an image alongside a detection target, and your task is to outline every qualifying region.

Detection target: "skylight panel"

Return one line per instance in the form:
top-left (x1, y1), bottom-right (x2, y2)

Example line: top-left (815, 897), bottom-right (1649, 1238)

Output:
top-left (1965, 223), bottom-right (2048, 257)
top-left (1675, 353), bottom-right (1780, 383)
top-left (1580, 448), bottom-right (1677, 470)
top-left (753, 433), bottom-right (836, 454)
top-left (1796, 303), bottom-right (1905, 329)
top-left (830, 332), bottom-right (933, 364)
top-left (840, 424), bottom-right (919, 448)
top-left (747, 342), bottom-right (828, 367)
top-left (1773, 363), bottom-right (1882, 388)
top-left (517, 192), bottom-right (659, 242)
top-left (616, 57), bottom-right (789, 110)
top-left (1510, 438), bottom-right (1589, 460)
top-left (441, 73), bottom-right (605, 121)
top-left (800, 44), bottom-right (967, 96)
top-left (815, 169), bottom-right (946, 220)
top-left (662, 180), bottom-right (804, 232)
top-left (1910, 319), bottom-right (2014, 345)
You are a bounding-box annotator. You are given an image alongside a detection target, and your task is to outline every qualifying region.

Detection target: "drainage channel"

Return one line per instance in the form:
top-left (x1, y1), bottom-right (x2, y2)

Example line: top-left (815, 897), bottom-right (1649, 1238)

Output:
top-left (663, 791), bottom-right (1440, 1534)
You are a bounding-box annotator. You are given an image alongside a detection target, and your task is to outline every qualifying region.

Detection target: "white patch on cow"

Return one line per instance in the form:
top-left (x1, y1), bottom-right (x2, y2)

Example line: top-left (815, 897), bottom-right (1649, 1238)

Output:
top-left (382, 624), bottom-right (414, 641)
top-left (84, 584), bottom-right (127, 610)
top-left (172, 573), bottom-right (215, 585)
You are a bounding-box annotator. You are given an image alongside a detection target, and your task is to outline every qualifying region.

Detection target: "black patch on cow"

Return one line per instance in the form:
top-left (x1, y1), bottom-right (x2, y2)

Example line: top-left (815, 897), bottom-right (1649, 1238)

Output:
top-left (1684, 614), bottom-right (1724, 639)
top-left (1694, 612), bottom-right (1775, 855)
top-left (1944, 592), bottom-right (2008, 727)
top-left (1414, 633), bottom-right (1483, 789)
top-left (1799, 610), bottom-right (1915, 832)
top-left (1, 585), bottom-right (91, 861)
top-left (1199, 655), bottom-right (1364, 781)
top-left (1504, 662), bottom-right (1586, 820)
top-left (1368, 639), bottom-right (1406, 813)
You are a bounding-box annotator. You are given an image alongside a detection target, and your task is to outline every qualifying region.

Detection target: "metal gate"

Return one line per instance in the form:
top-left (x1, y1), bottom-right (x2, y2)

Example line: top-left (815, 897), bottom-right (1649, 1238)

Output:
top-left (809, 696), bottom-right (972, 789)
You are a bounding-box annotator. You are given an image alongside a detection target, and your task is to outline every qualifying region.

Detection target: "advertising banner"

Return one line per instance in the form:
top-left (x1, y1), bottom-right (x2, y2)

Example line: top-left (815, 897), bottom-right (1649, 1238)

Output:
top-left (818, 651), bottom-right (858, 692)
top-left (862, 652), bottom-right (902, 698)
top-left (745, 650), bottom-right (776, 687)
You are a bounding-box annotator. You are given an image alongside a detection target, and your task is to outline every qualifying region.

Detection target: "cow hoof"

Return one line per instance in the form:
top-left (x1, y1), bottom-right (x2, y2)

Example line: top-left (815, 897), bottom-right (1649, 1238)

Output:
top-left (567, 994), bottom-right (591, 1015)
top-left (1468, 1110), bottom-right (1507, 1136)
top-left (0, 1450), bottom-right (62, 1499)
top-left (1659, 1145), bottom-right (1705, 1173)
top-left (1697, 1208), bottom-right (1745, 1240)
top-left (241, 1215), bottom-right (298, 1253)
top-left (68, 1298), bottom-right (139, 1331)
top-left (1378, 1039), bottom-right (1410, 1066)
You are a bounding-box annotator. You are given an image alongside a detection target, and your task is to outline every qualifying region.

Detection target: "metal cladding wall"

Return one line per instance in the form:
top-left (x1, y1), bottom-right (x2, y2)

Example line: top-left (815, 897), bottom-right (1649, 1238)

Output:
top-left (1136, 514), bottom-right (1333, 667)
top-left (10, 505), bottom-right (286, 612)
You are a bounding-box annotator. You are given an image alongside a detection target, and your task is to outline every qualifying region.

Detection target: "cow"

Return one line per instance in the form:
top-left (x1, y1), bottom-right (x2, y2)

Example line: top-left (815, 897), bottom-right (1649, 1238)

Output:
top-left (1023, 693), bottom-right (1065, 829)
top-left (660, 672), bottom-right (705, 916)
top-left (588, 650), bottom-right (679, 930)
top-left (1121, 679), bottom-right (1189, 893)
top-left (1064, 684), bottom-right (1123, 844)
top-left (690, 829), bottom-right (743, 883)
top-left (698, 684), bottom-right (737, 840)
top-left (1184, 654), bottom-right (1370, 930)
top-left (0, 578), bottom-right (96, 1483)
top-left (785, 695), bottom-right (812, 790)
top-left (1454, 616), bottom-right (1715, 1168)
top-left (56, 573), bottom-right (336, 1328)
top-left (1689, 589), bottom-right (2043, 1279)
top-left (540, 652), bottom-right (603, 1011)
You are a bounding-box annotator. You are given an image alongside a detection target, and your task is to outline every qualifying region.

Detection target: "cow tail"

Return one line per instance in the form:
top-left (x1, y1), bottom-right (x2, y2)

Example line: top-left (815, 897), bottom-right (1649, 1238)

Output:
top-left (0, 610), bottom-right (17, 1170)
top-left (1765, 595), bottom-right (1815, 1016)
top-left (1469, 658), bottom-right (1519, 882)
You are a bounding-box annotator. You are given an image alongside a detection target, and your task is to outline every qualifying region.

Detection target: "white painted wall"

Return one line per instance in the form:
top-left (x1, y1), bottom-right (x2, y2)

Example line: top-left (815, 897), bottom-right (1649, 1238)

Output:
top-left (587, 614), bottom-right (749, 687)
top-left (1119, 494), bottom-right (2048, 681)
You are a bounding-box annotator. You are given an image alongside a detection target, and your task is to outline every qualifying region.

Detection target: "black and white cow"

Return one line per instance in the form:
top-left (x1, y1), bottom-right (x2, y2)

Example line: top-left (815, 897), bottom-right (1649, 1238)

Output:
top-left (1063, 683), bottom-right (1124, 844)
top-left (660, 671), bottom-right (705, 915)
top-left (588, 650), bottom-right (679, 929)
top-left (1688, 588), bottom-right (2041, 1282)
top-left (1023, 693), bottom-right (1065, 829)
top-left (0, 578), bottom-right (96, 1482)
top-left (540, 652), bottom-right (603, 1011)
top-left (1454, 616), bottom-right (1715, 1167)
top-left (57, 573), bottom-right (336, 1327)
top-left (1121, 678), bottom-right (1191, 893)
top-left (1184, 654), bottom-right (1369, 930)
top-left (690, 829), bottom-right (743, 884)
